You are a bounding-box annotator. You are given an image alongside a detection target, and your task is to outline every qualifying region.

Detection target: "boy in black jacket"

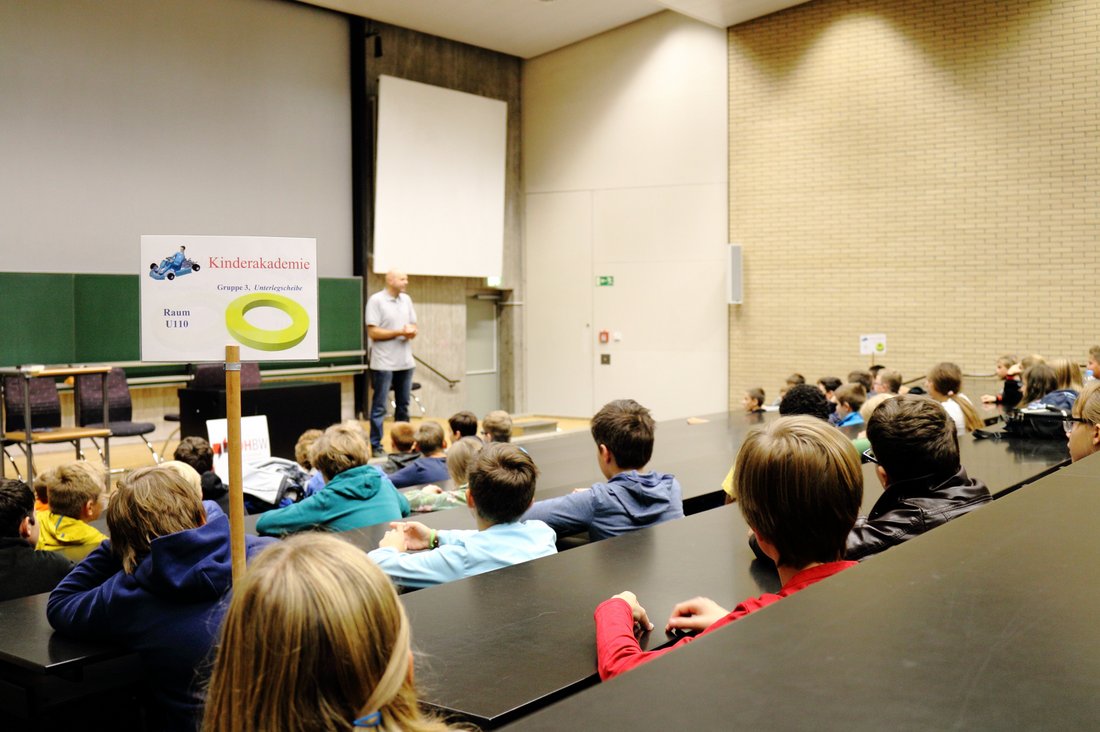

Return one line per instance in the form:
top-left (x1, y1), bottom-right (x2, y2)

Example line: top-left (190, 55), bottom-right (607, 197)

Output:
top-left (0, 478), bottom-right (72, 601)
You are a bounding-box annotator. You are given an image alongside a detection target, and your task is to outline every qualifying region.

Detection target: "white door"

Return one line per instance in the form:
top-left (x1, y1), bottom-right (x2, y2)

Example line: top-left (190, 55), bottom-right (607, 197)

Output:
top-left (465, 297), bottom-right (499, 417)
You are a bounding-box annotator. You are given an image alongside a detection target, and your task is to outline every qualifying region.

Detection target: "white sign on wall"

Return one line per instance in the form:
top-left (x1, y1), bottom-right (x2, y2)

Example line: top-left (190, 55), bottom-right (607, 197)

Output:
top-left (860, 333), bottom-right (887, 356)
top-left (205, 416), bottom-right (271, 482)
top-left (140, 235), bottom-right (318, 362)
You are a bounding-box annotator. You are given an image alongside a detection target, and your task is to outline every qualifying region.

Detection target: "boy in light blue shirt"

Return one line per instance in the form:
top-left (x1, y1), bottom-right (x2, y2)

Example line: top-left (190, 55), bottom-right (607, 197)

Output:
top-left (368, 443), bottom-right (556, 588)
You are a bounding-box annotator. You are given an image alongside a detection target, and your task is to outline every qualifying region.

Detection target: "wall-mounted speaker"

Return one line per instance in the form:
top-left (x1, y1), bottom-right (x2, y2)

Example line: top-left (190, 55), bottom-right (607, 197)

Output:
top-left (727, 244), bottom-right (743, 305)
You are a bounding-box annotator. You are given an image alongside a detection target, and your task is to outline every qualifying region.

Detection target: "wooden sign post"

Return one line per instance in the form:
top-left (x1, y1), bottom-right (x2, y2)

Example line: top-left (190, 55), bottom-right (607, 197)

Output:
top-left (224, 345), bottom-right (246, 582)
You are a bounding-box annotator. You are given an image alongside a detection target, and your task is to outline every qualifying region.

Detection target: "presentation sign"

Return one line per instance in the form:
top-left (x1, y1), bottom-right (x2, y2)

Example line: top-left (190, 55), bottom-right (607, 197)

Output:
top-left (206, 416), bottom-right (271, 482)
top-left (860, 333), bottom-right (887, 356)
top-left (140, 235), bottom-right (318, 362)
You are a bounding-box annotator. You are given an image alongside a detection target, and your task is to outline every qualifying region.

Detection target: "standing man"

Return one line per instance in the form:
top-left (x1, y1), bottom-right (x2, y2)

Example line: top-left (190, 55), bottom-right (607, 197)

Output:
top-left (366, 270), bottom-right (417, 457)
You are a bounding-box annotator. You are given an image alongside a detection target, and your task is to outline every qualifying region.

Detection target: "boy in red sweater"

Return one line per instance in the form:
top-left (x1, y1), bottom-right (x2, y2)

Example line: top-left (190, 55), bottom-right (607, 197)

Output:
top-left (594, 415), bottom-right (863, 679)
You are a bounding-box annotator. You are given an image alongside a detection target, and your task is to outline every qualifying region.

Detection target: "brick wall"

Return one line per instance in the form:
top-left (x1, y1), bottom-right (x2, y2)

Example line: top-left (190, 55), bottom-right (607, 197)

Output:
top-left (727, 0), bottom-right (1098, 405)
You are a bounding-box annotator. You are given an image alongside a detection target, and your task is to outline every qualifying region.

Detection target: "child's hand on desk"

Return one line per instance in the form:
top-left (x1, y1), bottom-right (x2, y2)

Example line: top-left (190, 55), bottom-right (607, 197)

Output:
top-left (379, 527), bottom-right (407, 551)
top-left (665, 597), bottom-right (729, 634)
top-left (421, 485), bottom-right (444, 495)
top-left (611, 591), bottom-right (653, 636)
top-left (384, 520), bottom-right (433, 550)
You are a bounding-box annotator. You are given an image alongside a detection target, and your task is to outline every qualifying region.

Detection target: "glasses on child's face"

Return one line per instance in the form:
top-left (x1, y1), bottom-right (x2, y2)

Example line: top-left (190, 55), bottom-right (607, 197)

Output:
top-left (861, 448), bottom-right (879, 465)
top-left (1063, 417), bottom-right (1090, 435)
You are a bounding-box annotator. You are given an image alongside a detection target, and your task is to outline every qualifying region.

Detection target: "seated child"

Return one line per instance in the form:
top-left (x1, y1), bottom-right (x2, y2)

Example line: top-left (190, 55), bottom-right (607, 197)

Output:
top-left (174, 436), bottom-right (230, 511)
top-left (594, 416), bottom-right (862, 680)
top-left (522, 399), bottom-right (683, 541)
top-left (256, 424), bottom-right (409, 536)
top-left (981, 353), bottom-right (1020, 406)
top-left (1067, 381), bottom-right (1100, 462)
top-left (47, 466), bottom-right (275, 732)
top-left (778, 383), bottom-right (832, 421)
top-left (818, 376), bottom-right (842, 422)
top-left (873, 369), bottom-right (902, 395)
top-left (449, 410), bottom-right (480, 442)
top-left (159, 460), bottom-right (204, 497)
top-left (848, 370), bottom-right (873, 394)
top-left (202, 533), bottom-right (452, 732)
top-left (367, 443), bottom-right (556, 588)
top-left (832, 383), bottom-right (866, 428)
top-left (0, 478), bottom-right (73, 601)
top-left (482, 409), bottom-right (513, 443)
top-left (36, 462), bottom-right (107, 552)
top-left (406, 436), bottom-right (483, 512)
top-left (32, 470), bottom-right (51, 513)
top-left (380, 421), bottom-right (420, 475)
top-left (294, 428), bottom-right (324, 496)
top-left (742, 387), bottom-right (766, 413)
top-left (925, 362), bottom-right (983, 434)
top-left (773, 373), bottom-right (806, 406)
top-left (1088, 346), bottom-right (1100, 381)
top-left (847, 395), bottom-right (991, 561)
top-left (388, 421), bottom-right (449, 488)
top-left (1020, 362), bottom-right (1075, 410)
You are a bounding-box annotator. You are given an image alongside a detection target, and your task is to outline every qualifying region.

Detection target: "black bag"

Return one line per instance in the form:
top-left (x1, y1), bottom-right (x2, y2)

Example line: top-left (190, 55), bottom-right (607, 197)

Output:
top-left (1001, 406), bottom-right (1069, 440)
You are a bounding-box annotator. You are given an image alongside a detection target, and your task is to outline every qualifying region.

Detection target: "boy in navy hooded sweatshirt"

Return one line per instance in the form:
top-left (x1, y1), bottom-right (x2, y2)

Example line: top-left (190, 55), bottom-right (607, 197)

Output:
top-left (47, 466), bottom-right (274, 732)
top-left (522, 399), bottom-right (683, 541)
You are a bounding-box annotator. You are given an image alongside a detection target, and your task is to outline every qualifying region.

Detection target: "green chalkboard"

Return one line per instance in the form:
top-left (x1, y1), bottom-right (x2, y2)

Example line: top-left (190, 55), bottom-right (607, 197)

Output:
top-left (0, 273), bottom-right (76, 366)
top-left (0, 272), bottom-right (363, 370)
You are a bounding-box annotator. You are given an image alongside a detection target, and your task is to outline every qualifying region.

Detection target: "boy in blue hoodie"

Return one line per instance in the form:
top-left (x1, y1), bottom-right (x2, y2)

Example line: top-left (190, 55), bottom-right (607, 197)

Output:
top-left (522, 399), bottom-right (683, 541)
top-left (47, 466), bottom-right (275, 732)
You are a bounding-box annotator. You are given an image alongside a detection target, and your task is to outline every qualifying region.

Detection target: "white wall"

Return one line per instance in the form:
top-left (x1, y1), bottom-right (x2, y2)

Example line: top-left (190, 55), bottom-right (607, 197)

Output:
top-left (0, 0), bottom-right (352, 276)
top-left (522, 11), bottom-right (728, 420)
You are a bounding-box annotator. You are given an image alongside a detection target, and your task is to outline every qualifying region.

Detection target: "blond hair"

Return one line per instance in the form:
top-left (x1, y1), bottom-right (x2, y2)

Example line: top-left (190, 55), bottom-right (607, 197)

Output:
top-left (1073, 381), bottom-right (1100, 426)
top-left (312, 424), bottom-right (371, 480)
top-left (734, 416), bottom-right (862, 568)
top-left (159, 460), bottom-right (203, 500)
top-left (446, 437), bottom-right (484, 485)
top-left (108, 467), bottom-right (205, 574)
top-left (48, 462), bottom-right (106, 518)
top-left (482, 410), bottom-right (512, 442)
top-left (202, 533), bottom-right (454, 732)
top-left (294, 429), bottom-right (323, 470)
top-left (860, 392), bottom-right (894, 423)
top-left (1050, 358), bottom-right (1083, 391)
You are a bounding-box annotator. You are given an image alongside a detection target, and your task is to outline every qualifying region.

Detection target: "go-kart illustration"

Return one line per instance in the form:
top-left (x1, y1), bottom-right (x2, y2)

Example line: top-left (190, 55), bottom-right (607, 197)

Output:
top-left (149, 250), bottom-right (200, 281)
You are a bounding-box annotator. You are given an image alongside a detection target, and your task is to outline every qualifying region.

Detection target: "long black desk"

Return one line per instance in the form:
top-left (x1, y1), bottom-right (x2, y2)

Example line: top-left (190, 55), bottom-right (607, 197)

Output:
top-left (402, 503), bottom-right (774, 728)
top-left (506, 465), bottom-right (1100, 730)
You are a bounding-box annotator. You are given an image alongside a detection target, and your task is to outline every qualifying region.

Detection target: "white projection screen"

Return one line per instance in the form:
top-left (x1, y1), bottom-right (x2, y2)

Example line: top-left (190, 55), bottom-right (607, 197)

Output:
top-left (373, 75), bottom-right (507, 278)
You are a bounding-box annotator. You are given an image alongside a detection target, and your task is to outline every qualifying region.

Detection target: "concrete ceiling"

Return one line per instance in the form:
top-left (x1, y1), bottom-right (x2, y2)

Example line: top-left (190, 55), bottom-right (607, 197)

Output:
top-left (298, 0), bottom-right (813, 58)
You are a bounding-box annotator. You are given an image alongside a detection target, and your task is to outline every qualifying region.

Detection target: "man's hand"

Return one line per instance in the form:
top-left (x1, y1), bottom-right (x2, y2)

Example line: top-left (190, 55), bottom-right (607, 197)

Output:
top-left (665, 597), bottom-right (729, 634)
top-left (403, 324), bottom-right (418, 340)
top-left (611, 591), bottom-right (653, 637)
top-left (388, 520), bottom-right (433, 550)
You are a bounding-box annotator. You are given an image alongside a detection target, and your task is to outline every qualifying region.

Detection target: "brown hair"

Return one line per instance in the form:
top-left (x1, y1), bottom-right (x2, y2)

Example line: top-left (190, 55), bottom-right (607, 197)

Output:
top-left (174, 435), bottom-right (214, 474)
top-left (785, 373), bottom-right (806, 386)
top-left (1022, 362), bottom-right (1058, 405)
top-left (482, 410), bottom-right (513, 442)
top-left (414, 421), bottom-right (445, 455)
top-left (745, 388), bottom-right (765, 410)
top-left (202, 533), bottom-right (453, 732)
top-left (312, 425), bottom-right (371, 480)
top-left (1050, 358), bottom-right (1083, 391)
top-left (835, 383), bottom-right (866, 413)
top-left (928, 362), bottom-right (983, 432)
top-left (848, 370), bottom-right (872, 392)
top-left (590, 399), bottom-right (655, 469)
top-left (876, 369), bottom-right (902, 394)
top-left (389, 422), bottom-right (416, 453)
top-left (734, 416), bottom-right (862, 568)
top-left (108, 467), bottom-right (205, 574)
top-left (996, 353), bottom-right (1018, 369)
top-left (293, 429), bottom-right (323, 469)
top-left (1090, 346), bottom-right (1100, 364)
top-left (48, 462), bottom-right (107, 518)
top-left (867, 395), bottom-right (960, 484)
top-left (446, 437), bottom-right (484, 486)
top-left (448, 411), bottom-right (479, 439)
top-left (1073, 381), bottom-right (1100, 425)
top-left (467, 443), bottom-right (538, 524)
top-left (33, 468), bottom-right (57, 507)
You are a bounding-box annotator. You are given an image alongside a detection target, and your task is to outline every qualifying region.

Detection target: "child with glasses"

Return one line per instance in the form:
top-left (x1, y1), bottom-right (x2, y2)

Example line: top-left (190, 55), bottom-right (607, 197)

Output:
top-left (1066, 381), bottom-right (1100, 462)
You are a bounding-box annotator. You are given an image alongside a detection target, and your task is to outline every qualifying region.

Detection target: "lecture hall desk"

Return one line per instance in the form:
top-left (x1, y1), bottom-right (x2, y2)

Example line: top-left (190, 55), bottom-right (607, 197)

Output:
top-left (0, 413), bottom-right (1071, 725)
top-left (505, 463), bottom-right (1100, 731)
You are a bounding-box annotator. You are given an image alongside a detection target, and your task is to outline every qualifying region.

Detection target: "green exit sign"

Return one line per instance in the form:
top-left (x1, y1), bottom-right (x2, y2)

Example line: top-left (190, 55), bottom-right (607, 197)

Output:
top-left (597, 276), bottom-right (614, 287)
